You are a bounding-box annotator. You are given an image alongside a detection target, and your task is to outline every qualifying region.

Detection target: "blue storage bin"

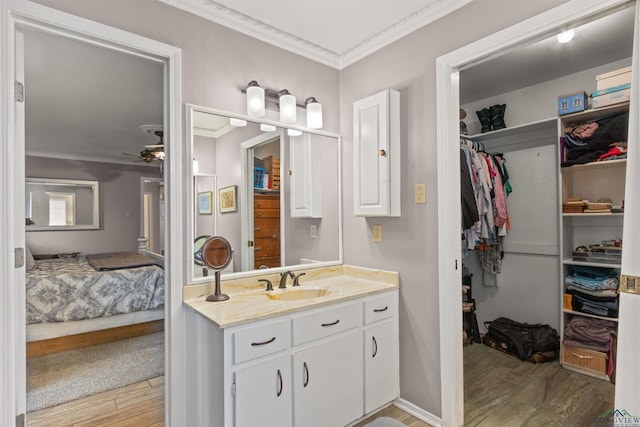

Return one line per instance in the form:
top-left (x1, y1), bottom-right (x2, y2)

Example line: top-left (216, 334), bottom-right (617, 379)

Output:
top-left (558, 91), bottom-right (588, 115)
top-left (254, 167), bottom-right (265, 188)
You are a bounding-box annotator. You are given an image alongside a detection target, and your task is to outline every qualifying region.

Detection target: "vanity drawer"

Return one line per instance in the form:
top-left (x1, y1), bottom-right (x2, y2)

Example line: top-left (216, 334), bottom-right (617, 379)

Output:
top-left (233, 319), bottom-right (290, 364)
top-left (292, 302), bottom-right (362, 346)
top-left (364, 292), bottom-right (396, 325)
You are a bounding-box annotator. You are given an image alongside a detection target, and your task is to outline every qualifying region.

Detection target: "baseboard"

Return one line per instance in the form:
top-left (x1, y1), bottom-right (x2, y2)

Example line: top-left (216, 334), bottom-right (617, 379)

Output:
top-left (392, 398), bottom-right (442, 427)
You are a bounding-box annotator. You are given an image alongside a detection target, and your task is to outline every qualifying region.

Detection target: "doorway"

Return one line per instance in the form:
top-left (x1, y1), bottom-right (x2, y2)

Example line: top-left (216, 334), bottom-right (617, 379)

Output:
top-left (436, 0), bottom-right (636, 425)
top-left (1, 2), bottom-right (182, 425)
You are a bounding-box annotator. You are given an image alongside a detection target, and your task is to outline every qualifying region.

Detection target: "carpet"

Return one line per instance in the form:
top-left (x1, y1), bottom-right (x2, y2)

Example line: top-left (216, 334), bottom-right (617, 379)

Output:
top-left (364, 417), bottom-right (407, 427)
top-left (27, 332), bottom-right (164, 412)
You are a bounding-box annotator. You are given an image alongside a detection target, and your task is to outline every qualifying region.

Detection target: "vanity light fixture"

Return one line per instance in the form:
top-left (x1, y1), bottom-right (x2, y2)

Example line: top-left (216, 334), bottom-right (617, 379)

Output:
top-left (229, 118), bottom-right (247, 127)
top-left (305, 97), bottom-right (323, 129)
top-left (557, 29), bottom-right (574, 44)
top-left (278, 89), bottom-right (297, 123)
top-left (246, 80), bottom-right (265, 117)
top-left (287, 129), bottom-right (303, 136)
top-left (260, 124), bottom-right (276, 132)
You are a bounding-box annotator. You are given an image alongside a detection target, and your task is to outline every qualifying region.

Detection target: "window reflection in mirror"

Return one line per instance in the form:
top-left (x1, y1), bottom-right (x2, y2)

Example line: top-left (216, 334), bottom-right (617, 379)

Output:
top-left (187, 105), bottom-right (342, 284)
top-left (25, 178), bottom-right (99, 231)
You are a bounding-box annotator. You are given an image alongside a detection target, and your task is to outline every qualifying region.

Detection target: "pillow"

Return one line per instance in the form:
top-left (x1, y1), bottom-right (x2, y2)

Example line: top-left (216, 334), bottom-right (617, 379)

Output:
top-left (25, 246), bottom-right (35, 271)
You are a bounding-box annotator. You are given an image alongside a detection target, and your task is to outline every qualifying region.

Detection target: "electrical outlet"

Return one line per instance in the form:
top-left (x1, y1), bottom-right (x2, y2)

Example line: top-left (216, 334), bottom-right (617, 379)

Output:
top-left (373, 224), bottom-right (382, 243)
top-left (415, 184), bottom-right (426, 204)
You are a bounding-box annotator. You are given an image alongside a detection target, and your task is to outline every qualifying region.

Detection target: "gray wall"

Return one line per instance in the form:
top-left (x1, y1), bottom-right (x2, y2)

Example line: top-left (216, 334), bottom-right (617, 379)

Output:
top-left (33, 0), bottom-right (572, 418)
top-left (25, 156), bottom-right (156, 255)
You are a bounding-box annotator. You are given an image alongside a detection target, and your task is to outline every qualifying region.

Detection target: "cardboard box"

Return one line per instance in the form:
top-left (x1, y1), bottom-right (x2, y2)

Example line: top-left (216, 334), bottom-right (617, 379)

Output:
top-left (592, 87), bottom-right (631, 109)
top-left (558, 91), bottom-right (588, 115)
top-left (596, 66), bottom-right (631, 91)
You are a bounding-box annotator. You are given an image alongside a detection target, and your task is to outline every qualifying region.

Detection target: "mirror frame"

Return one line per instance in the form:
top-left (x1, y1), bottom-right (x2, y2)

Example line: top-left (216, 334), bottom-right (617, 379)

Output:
top-left (185, 103), bottom-right (343, 284)
top-left (25, 177), bottom-right (100, 231)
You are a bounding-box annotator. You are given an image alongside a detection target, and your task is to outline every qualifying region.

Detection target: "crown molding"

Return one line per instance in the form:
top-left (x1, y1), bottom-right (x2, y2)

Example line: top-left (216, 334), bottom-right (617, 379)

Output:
top-left (159, 0), bottom-right (472, 69)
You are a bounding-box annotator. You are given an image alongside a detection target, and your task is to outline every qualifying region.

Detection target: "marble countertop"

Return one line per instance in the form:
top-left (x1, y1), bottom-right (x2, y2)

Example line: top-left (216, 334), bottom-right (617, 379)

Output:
top-left (183, 265), bottom-right (399, 328)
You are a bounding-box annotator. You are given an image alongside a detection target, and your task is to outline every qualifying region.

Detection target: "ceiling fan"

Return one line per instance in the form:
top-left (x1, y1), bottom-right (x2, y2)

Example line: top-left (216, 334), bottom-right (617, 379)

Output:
top-left (123, 124), bottom-right (164, 163)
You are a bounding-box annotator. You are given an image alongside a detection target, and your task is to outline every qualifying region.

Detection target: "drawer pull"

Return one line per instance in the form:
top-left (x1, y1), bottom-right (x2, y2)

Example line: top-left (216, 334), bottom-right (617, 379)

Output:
top-left (251, 336), bottom-right (276, 346)
top-left (373, 306), bottom-right (388, 313)
top-left (303, 362), bottom-right (309, 387)
top-left (254, 227), bottom-right (262, 231)
top-left (571, 352), bottom-right (594, 360)
top-left (372, 336), bottom-right (378, 358)
top-left (276, 369), bottom-right (283, 397)
top-left (321, 319), bottom-right (340, 327)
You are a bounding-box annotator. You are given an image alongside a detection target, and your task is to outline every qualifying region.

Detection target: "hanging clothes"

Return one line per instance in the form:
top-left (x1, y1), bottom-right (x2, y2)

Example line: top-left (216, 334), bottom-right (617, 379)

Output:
top-left (460, 138), bottom-right (512, 286)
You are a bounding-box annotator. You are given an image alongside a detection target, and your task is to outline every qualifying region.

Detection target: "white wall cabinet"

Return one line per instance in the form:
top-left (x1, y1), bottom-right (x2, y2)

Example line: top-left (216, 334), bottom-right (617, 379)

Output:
top-left (185, 289), bottom-right (398, 427)
top-left (289, 133), bottom-right (322, 218)
top-left (353, 89), bottom-right (400, 217)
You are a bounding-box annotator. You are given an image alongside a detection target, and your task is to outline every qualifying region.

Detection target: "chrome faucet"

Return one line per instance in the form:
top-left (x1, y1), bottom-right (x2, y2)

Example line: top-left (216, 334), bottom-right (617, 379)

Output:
top-left (279, 271), bottom-right (295, 289)
top-left (259, 279), bottom-right (273, 291)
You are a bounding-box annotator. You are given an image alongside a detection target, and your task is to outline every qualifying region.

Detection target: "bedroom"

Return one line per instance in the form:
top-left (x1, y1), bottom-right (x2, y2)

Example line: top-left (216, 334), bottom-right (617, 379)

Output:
top-left (21, 27), bottom-right (167, 413)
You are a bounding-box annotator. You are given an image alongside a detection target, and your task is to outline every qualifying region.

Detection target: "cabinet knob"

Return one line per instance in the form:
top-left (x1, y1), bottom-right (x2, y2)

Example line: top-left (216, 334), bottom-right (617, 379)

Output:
top-left (288, 170), bottom-right (293, 175)
top-left (379, 149), bottom-right (386, 156)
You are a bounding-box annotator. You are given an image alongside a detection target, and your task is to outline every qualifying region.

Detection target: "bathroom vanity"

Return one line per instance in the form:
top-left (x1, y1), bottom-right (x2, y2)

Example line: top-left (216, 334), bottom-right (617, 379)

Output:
top-left (183, 265), bottom-right (399, 427)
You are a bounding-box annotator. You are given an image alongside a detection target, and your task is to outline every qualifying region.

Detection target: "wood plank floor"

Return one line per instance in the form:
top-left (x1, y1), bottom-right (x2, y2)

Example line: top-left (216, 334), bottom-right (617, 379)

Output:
top-left (28, 343), bottom-right (614, 426)
top-left (464, 343), bottom-right (615, 427)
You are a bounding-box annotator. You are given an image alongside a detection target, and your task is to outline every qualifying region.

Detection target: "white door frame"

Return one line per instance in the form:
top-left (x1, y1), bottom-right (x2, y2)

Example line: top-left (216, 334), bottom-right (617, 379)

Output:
top-left (0, 1), bottom-right (184, 425)
top-left (435, 1), bottom-right (634, 425)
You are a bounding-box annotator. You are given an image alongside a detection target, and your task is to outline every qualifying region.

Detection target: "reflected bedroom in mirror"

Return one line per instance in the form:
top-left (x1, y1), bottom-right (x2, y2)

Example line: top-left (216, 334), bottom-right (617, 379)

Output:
top-left (188, 105), bottom-right (342, 284)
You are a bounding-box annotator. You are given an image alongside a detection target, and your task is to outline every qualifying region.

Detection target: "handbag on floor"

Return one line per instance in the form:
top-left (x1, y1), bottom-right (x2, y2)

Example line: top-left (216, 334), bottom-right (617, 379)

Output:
top-left (482, 317), bottom-right (560, 363)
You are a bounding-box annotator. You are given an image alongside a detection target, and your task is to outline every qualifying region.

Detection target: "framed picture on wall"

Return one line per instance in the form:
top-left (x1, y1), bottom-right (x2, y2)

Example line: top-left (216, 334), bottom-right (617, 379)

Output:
top-left (198, 191), bottom-right (213, 215)
top-left (219, 185), bottom-right (237, 213)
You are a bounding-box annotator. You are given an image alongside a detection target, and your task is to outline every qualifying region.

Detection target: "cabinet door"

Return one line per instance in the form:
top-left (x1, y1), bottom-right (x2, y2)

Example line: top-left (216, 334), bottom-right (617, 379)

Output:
top-left (292, 330), bottom-right (363, 427)
top-left (234, 354), bottom-right (292, 427)
top-left (289, 133), bottom-right (322, 218)
top-left (364, 319), bottom-right (398, 413)
top-left (353, 89), bottom-right (400, 217)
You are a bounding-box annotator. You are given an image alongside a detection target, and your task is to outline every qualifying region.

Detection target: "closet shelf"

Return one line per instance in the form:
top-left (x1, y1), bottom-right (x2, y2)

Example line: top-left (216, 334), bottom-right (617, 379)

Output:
top-left (563, 309), bottom-right (618, 323)
top-left (467, 117), bottom-right (557, 142)
top-left (561, 158), bottom-right (627, 171)
top-left (562, 213), bottom-right (624, 217)
top-left (562, 258), bottom-right (621, 268)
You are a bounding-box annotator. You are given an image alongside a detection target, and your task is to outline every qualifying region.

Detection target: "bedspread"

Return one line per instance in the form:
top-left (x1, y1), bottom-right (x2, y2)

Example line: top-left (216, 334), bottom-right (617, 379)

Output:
top-left (26, 256), bottom-right (164, 324)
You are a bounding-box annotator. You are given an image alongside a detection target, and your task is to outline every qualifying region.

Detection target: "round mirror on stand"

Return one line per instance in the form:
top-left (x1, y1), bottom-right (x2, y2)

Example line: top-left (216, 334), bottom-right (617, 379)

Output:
top-left (201, 236), bottom-right (233, 302)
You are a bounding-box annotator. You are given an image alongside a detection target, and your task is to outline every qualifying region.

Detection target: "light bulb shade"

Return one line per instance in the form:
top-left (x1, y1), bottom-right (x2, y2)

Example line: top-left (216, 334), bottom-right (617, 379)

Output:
top-left (287, 129), bottom-right (303, 136)
top-left (246, 81), bottom-right (265, 117)
top-left (229, 118), bottom-right (247, 127)
top-left (557, 29), bottom-right (574, 43)
top-left (279, 90), bottom-right (297, 123)
top-left (305, 97), bottom-right (323, 129)
top-left (260, 124), bottom-right (276, 132)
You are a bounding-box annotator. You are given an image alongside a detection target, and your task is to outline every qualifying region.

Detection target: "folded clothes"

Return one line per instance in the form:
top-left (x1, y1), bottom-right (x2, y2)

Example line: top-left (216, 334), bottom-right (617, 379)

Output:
top-left (564, 266), bottom-right (619, 291)
top-left (565, 286), bottom-right (618, 301)
top-left (564, 316), bottom-right (616, 350)
top-left (571, 294), bottom-right (618, 318)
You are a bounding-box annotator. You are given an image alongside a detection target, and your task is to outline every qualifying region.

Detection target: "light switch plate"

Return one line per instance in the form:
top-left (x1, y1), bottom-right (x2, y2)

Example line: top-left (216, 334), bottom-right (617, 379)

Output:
top-left (415, 184), bottom-right (426, 204)
top-left (373, 225), bottom-right (382, 242)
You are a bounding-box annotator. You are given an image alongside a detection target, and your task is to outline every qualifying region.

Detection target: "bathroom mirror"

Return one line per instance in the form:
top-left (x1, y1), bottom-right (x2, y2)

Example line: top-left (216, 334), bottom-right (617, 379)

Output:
top-left (25, 177), bottom-right (99, 231)
top-left (186, 104), bottom-right (342, 283)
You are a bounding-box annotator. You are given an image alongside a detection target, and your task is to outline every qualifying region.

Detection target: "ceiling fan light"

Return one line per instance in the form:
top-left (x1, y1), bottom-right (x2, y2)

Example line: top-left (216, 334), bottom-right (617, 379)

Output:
top-left (230, 118), bottom-right (247, 127)
top-left (246, 80), bottom-right (265, 117)
top-left (278, 89), bottom-right (297, 123)
top-left (305, 97), bottom-right (323, 129)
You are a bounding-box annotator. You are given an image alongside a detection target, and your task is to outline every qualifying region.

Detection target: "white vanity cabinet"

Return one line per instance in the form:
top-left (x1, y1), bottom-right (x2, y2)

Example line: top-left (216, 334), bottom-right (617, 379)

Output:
top-left (353, 89), bottom-right (401, 217)
top-left (289, 132), bottom-right (322, 218)
top-left (185, 289), bottom-right (399, 427)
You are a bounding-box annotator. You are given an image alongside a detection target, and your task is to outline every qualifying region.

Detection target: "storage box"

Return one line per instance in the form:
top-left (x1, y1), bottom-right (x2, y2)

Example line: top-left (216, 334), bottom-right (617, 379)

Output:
top-left (562, 344), bottom-right (608, 375)
top-left (253, 167), bottom-right (265, 188)
top-left (596, 66), bottom-right (631, 91)
top-left (563, 294), bottom-right (572, 310)
top-left (558, 91), bottom-right (588, 115)
top-left (592, 85), bottom-right (631, 109)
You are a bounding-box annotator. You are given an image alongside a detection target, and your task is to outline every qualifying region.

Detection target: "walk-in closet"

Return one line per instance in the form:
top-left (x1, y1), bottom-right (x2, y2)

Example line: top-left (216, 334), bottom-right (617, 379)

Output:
top-left (458, 3), bottom-right (634, 424)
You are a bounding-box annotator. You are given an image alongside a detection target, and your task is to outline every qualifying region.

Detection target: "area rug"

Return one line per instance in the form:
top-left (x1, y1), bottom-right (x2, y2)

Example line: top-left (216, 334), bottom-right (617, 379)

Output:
top-left (26, 332), bottom-right (164, 412)
top-left (364, 417), bottom-right (407, 427)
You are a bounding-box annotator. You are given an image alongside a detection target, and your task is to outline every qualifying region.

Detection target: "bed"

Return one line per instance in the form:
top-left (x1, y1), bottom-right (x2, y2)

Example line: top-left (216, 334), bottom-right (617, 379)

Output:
top-left (25, 244), bottom-right (165, 357)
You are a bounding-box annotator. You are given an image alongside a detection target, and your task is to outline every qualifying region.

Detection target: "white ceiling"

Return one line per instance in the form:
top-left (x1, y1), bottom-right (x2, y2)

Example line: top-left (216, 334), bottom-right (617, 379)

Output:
top-left (21, 2), bottom-right (636, 164)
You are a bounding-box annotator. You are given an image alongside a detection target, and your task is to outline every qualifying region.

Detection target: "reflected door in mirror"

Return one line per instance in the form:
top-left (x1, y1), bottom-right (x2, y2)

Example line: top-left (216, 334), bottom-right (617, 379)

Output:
top-left (254, 193), bottom-right (280, 269)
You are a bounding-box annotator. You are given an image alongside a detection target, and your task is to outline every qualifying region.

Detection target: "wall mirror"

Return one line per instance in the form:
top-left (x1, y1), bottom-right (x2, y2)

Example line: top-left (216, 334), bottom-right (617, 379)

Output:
top-left (25, 177), bottom-right (100, 231)
top-left (186, 104), bottom-right (342, 283)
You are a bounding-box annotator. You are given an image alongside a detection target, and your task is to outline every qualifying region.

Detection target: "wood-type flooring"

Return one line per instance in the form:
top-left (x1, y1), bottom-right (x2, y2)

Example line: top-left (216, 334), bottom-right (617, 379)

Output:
top-left (26, 343), bottom-right (615, 426)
